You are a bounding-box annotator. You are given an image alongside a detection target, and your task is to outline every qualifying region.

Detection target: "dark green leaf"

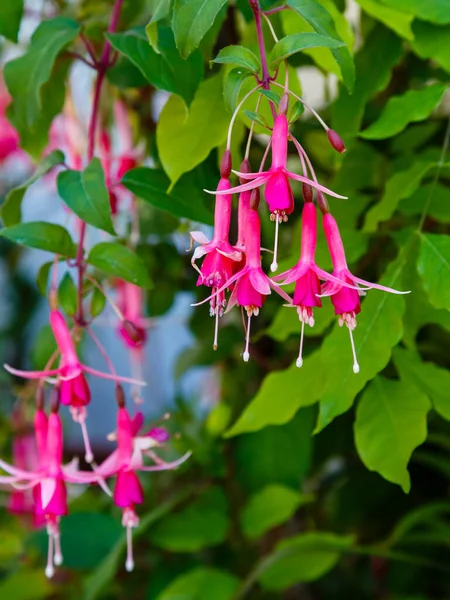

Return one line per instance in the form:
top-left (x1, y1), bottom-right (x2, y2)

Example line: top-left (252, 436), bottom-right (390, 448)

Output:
top-left (242, 109), bottom-right (269, 128)
top-left (0, 1), bottom-right (24, 42)
top-left (287, 0), bottom-right (355, 91)
top-left (259, 88), bottom-right (281, 105)
top-left (417, 233), bottom-right (450, 311)
top-left (172, 0), bottom-right (227, 58)
top-left (379, 0), bottom-right (450, 25)
top-left (354, 0), bottom-right (414, 39)
top-left (270, 32), bottom-right (345, 69)
top-left (212, 45), bottom-right (260, 73)
top-left (57, 158), bottom-right (115, 235)
top-left (223, 67), bottom-right (255, 112)
top-left (58, 272), bottom-right (77, 316)
top-left (155, 568), bottom-right (239, 600)
top-left (87, 242), bottom-right (152, 288)
top-left (1, 150), bottom-right (65, 227)
top-left (0, 222), bottom-right (76, 257)
top-left (90, 286), bottom-right (106, 318)
top-left (411, 21), bottom-right (450, 74)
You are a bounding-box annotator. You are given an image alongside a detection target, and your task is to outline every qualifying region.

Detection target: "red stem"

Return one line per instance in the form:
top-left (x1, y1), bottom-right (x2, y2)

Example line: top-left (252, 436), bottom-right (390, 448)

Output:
top-left (249, 0), bottom-right (276, 117)
top-left (75, 0), bottom-right (124, 325)
top-left (264, 4), bottom-right (288, 15)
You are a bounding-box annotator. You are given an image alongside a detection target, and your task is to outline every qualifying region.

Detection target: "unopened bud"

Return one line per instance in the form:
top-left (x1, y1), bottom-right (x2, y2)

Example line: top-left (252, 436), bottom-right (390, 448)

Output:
top-left (279, 93), bottom-right (289, 115)
top-left (239, 158), bottom-right (251, 183)
top-left (51, 387), bottom-right (60, 413)
top-left (122, 320), bottom-right (146, 346)
top-left (317, 191), bottom-right (330, 215)
top-left (220, 150), bottom-right (232, 179)
top-left (327, 129), bottom-right (346, 154)
top-left (250, 188), bottom-right (260, 210)
top-left (116, 384), bottom-right (126, 408)
top-left (302, 183), bottom-right (313, 203)
top-left (35, 387), bottom-right (45, 411)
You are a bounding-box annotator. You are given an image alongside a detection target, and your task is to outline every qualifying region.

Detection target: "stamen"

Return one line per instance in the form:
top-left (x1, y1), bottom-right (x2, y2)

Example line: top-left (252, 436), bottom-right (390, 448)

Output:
top-left (54, 533), bottom-right (63, 566)
top-left (79, 417), bottom-right (94, 464)
top-left (348, 327), bottom-right (360, 374)
top-left (243, 314), bottom-right (252, 362)
top-left (213, 306), bottom-right (220, 351)
top-left (45, 532), bottom-right (55, 579)
top-left (125, 525), bottom-right (134, 572)
top-left (296, 320), bottom-right (305, 368)
top-left (270, 213), bottom-right (280, 272)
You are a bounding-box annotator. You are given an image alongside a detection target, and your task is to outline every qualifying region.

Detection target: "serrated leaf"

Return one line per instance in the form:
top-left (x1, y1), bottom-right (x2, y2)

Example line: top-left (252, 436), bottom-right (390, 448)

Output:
top-left (87, 242), bottom-right (151, 288)
top-left (411, 21), bottom-right (450, 74)
top-left (354, 376), bottom-right (430, 493)
top-left (155, 568), bottom-right (239, 600)
top-left (361, 84), bottom-right (446, 140)
top-left (223, 67), bottom-right (254, 112)
top-left (0, 222), bottom-right (76, 257)
top-left (1, 150), bottom-right (65, 227)
top-left (417, 233), bottom-right (450, 311)
top-left (379, 0), bottom-right (450, 25)
top-left (156, 73), bottom-right (229, 187)
top-left (121, 167), bottom-right (213, 224)
top-left (57, 158), bottom-right (115, 235)
top-left (258, 532), bottom-right (354, 590)
top-left (212, 45), bottom-right (260, 73)
top-left (241, 485), bottom-right (308, 539)
top-left (172, 0), bottom-right (227, 58)
top-left (354, 0), bottom-right (414, 40)
top-left (0, 2), bottom-right (24, 42)
top-left (270, 32), bottom-right (345, 68)
top-left (58, 272), bottom-right (77, 316)
top-left (4, 17), bottom-right (80, 128)
top-left (107, 27), bottom-right (203, 105)
top-left (287, 0), bottom-right (355, 91)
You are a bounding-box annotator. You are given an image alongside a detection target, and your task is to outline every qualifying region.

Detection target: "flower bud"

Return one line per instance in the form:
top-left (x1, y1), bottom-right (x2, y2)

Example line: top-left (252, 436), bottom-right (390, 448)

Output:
top-left (239, 158), bottom-right (251, 183)
top-left (317, 191), bottom-right (330, 215)
top-left (220, 150), bottom-right (232, 179)
top-left (250, 188), bottom-right (260, 210)
top-left (279, 93), bottom-right (289, 115)
top-left (302, 183), bottom-right (313, 203)
top-left (50, 387), bottom-right (60, 413)
top-left (121, 320), bottom-right (146, 347)
top-left (115, 384), bottom-right (126, 408)
top-left (327, 129), bottom-right (346, 154)
top-left (35, 387), bottom-right (45, 411)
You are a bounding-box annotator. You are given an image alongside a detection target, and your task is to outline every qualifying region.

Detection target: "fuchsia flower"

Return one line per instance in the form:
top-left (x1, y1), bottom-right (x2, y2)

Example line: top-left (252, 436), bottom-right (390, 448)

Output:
top-left (320, 212), bottom-right (409, 373)
top-left (191, 176), bottom-right (242, 349)
top-left (117, 281), bottom-right (148, 349)
top-left (0, 408), bottom-right (103, 578)
top-left (7, 426), bottom-right (39, 523)
top-left (97, 408), bottom-right (191, 572)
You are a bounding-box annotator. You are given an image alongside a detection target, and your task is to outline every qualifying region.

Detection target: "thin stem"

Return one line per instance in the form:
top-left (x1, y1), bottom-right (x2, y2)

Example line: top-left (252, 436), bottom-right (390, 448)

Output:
top-left (244, 94), bottom-right (263, 160)
top-left (80, 33), bottom-right (98, 65)
top-left (261, 12), bottom-right (278, 43)
top-left (264, 4), bottom-right (288, 15)
top-left (87, 327), bottom-right (118, 377)
top-left (271, 81), bottom-right (330, 130)
top-left (85, 274), bottom-right (125, 321)
top-left (65, 51), bottom-right (96, 69)
top-left (227, 83), bottom-right (262, 150)
top-left (249, 0), bottom-right (276, 119)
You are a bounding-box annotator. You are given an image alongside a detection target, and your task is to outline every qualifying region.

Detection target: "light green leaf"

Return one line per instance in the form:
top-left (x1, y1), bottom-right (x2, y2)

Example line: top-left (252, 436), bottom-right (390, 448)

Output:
top-left (287, 0), bottom-right (355, 91)
top-left (258, 532), bottom-right (354, 590)
top-left (363, 161), bottom-right (436, 233)
top-left (58, 272), bottom-right (78, 316)
top-left (57, 158), bottom-right (115, 235)
top-left (121, 167), bottom-right (213, 224)
top-left (393, 347), bottom-right (450, 421)
top-left (87, 242), bottom-right (152, 288)
top-left (270, 32), bottom-right (345, 68)
top-left (212, 45), bottom-right (260, 73)
top-left (411, 21), bottom-right (450, 74)
top-left (223, 67), bottom-right (255, 112)
top-left (241, 484), bottom-right (309, 539)
top-left (354, 0), bottom-right (414, 40)
top-left (417, 233), bottom-right (450, 311)
top-left (1, 150), bottom-right (65, 227)
top-left (226, 352), bottom-right (324, 436)
top-left (0, 1), bottom-right (24, 42)
top-left (265, 302), bottom-right (335, 343)
top-left (379, 0), bottom-right (450, 25)
top-left (316, 239), bottom-right (411, 432)
top-left (4, 17), bottom-right (80, 128)
top-left (150, 487), bottom-right (229, 552)
top-left (156, 74), bottom-right (229, 187)
top-left (0, 569), bottom-right (51, 600)
top-left (0, 222), bottom-right (76, 257)
top-left (146, 0), bottom-right (172, 51)
top-left (107, 27), bottom-right (203, 105)
top-left (354, 376), bottom-right (430, 493)
top-left (172, 0), bottom-right (227, 58)
top-left (361, 84), bottom-right (446, 140)
top-left (155, 568), bottom-right (239, 600)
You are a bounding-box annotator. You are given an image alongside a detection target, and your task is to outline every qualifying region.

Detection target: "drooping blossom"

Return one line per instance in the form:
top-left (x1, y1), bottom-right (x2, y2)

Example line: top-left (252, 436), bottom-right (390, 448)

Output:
top-left (97, 407), bottom-right (191, 572)
top-left (320, 211), bottom-right (409, 373)
top-left (0, 76), bottom-right (22, 164)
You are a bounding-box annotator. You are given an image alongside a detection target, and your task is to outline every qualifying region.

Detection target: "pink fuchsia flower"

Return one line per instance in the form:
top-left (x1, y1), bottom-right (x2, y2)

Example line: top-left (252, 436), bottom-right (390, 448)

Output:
top-left (194, 203), bottom-right (292, 362)
top-left (7, 426), bottom-right (40, 524)
top-left (320, 211), bottom-right (409, 374)
top-left (191, 176), bottom-right (242, 350)
top-left (0, 408), bottom-right (103, 578)
top-left (206, 113), bottom-right (347, 273)
top-left (97, 407), bottom-right (191, 572)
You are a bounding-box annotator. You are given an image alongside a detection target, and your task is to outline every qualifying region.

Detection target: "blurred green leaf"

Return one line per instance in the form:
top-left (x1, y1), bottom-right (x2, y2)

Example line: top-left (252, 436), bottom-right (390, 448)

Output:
top-left (270, 32), bottom-right (345, 69)
top-left (398, 182), bottom-right (450, 223)
top-left (411, 21), bottom-right (450, 73)
top-left (212, 45), bottom-right (260, 73)
top-left (172, 0), bottom-right (227, 58)
top-left (0, 222), bottom-right (76, 257)
top-left (379, 0), bottom-right (450, 24)
top-left (58, 272), bottom-right (78, 316)
top-left (0, 1), bottom-right (24, 42)
top-left (387, 502), bottom-right (450, 545)
top-left (265, 302), bottom-right (334, 343)
top-left (355, 0), bottom-right (413, 39)
top-left (417, 233), bottom-right (450, 311)
top-left (0, 569), bottom-right (51, 600)
top-left (90, 286), bottom-right (107, 318)
top-left (87, 242), bottom-right (152, 288)
top-left (155, 567), bottom-right (239, 600)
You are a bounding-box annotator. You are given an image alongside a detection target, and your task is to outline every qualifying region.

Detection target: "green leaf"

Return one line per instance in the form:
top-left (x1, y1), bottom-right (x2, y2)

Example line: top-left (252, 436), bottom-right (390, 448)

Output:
top-left (223, 67), bottom-right (255, 112)
top-left (4, 17), bottom-right (80, 128)
top-left (87, 242), bottom-right (152, 288)
top-left (0, 569), bottom-right (51, 600)
top-left (0, 1), bottom-right (24, 42)
top-left (417, 233), bottom-right (450, 311)
top-left (379, 0), bottom-right (450, 25)
top-left (145, 0), bottom-right (172, 51)
top-left (393, 347), bottom-right (450, 421)
top-left (0, 222), bottom-right (76, 257)
top-left (212, 45), bottom-right (260, 73)
top-left (265, 301), bottom-right (335, 343)
top-left (155, 568), bottom-right (239, 600)
top-left (399, 183), bottom-right (450, 223)
top-left (241, 484), bottom-right (309, 539)
top-left (57, 158), bottom-right (115, 235)
top-left (258, 532), bottom-right (354, 590)
top-left (354, 0), bottom-right (414, 40)
top-left (150, 487), bottom-right (229, 552)
top-left (361, 84), bottom-right (447, 140)
top-left (270, 32), bottom-right (345, 68)
top-left (107, 27), bottom-right (203, 105)
top-left (411, 21), bottom-right (450, 74)
top-left (90, 286), bottom-right (106, 318)
top-left (387, 502), bottom-right (450, 545)
top-left (156, 73), bottom-right (229, 187)
top-left (226, 352), bottom-right (324, 436)
top-left (316, 239), bottom-right (411, 432)
top-left (121, 167), bottom-right (213, 224)
top-left (259, 88), bottom-right (281, 105)
top-left (1, 150), bottom-right (65, 227)
top-left (354, 376), bottom-right (430, 493)
top-left (242, 109), bottom-right (269, 128)
top-left (287, 0), bottom-right (355, 91)
top-left (58, 272), bottom-right (78, 316)
top-left (172, 0), bottom-right (227, 58)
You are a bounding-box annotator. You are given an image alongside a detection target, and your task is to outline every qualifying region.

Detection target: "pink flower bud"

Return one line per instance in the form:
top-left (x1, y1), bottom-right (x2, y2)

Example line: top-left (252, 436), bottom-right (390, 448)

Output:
top-left (327, 129), bottom-right (346, 154)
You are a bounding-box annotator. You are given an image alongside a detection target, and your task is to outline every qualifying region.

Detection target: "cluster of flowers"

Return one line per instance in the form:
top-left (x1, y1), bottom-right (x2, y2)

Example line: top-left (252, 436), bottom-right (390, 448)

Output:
top-left (191, 93), bottom-right (406, 372)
